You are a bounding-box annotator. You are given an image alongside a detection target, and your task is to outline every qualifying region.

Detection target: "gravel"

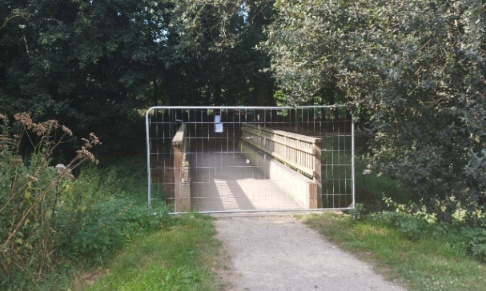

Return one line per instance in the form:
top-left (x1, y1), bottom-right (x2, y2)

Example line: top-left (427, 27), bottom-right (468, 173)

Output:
top-left (214, 215), bottom-right (406, 291)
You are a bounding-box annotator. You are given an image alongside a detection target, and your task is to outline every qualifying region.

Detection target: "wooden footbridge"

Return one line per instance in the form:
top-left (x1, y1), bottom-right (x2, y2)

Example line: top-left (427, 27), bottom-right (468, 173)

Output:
top-left (146, 106), bottom-right (355, 214)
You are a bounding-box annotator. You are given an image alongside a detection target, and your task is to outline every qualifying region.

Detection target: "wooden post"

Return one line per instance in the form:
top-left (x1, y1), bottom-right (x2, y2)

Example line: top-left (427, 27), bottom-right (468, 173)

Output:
top-left (313, 141), bottom-right (322, 208)
top-left (173, 144), bottom-right (182, 211)
top-left (172, 124), bottom-right (191, 212)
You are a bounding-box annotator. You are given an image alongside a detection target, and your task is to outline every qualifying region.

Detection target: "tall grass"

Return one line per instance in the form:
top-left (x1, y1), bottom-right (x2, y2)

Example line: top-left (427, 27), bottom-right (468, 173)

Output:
top-left (0, 113), bottom-right (170, 290)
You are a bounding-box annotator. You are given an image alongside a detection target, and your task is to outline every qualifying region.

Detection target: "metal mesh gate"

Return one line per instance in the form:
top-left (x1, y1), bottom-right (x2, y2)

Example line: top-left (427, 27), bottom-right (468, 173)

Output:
top-left (145, 106), bottom-right (355, 213)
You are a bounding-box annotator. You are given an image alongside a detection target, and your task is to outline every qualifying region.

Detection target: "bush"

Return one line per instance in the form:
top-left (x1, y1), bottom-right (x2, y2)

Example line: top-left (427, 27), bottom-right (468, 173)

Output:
top-left (368, 211), bottom-right (429, 241)
top-left (366, 199), bottom-right (486, 263)
top-left (0, 113), bottom-right (169, 289)
top-left (0, 113), bottom-right (100, 286)
top-left (54, 168), bottom-right (171, 263)
top-left (463, 227), bottom-right (486, 263)
top-left (266, 0), bottom-right (486, 223)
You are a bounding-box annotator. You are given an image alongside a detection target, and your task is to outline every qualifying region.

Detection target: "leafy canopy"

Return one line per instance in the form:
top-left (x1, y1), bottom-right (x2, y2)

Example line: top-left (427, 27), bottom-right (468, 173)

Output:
top-left (265, 0), bottom-right (486, 221)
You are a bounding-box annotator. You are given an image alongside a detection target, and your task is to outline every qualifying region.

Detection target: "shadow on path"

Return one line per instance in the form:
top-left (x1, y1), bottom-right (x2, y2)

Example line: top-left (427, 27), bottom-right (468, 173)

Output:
top-left (191, 152), bottom-right (304, 212)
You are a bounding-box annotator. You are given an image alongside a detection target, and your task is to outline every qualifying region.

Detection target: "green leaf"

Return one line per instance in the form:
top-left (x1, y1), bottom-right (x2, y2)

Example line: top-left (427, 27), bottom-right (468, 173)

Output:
top-left (24, 190), bottom-right (31, 199)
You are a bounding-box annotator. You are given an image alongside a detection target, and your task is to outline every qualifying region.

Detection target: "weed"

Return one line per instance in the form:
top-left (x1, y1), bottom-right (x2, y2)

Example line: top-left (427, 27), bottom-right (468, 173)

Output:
top-left (368, 211), bottom-right (428, 241)
top-left (463, 227), bottom-right (486, 262)
top-left (349, 203), bottom-right (365, 221)
top-left (0, 113), bottom-right (100, 288)
top-left (0, 113), bottom-right (171, 290)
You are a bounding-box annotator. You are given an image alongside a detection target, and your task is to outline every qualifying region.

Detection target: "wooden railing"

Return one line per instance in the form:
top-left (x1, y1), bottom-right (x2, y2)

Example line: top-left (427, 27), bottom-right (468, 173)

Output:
top-left (241, 124), bottom-right (321, 179)
top-left (172, 123), bottom-right (191, 212)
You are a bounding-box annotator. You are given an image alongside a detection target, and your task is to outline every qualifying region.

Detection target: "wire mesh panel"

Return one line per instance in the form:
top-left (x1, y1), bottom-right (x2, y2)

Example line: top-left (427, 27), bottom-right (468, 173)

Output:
top-left (145, 106), bottom-right (355, 213)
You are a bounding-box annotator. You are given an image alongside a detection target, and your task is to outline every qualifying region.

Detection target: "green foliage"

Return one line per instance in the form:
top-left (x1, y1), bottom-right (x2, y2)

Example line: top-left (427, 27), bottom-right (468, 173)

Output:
top-left (1, 0), bottom-right (166, 151)
top-left (266, 0), bottom-right (486, 222)
top-left (368, 195), bottom-right (486, 259)
top-left (0, 113), bottom-right (100, 288)
top-left (0, 113), bottom-right (170, 290)
top-left (349, 203), bottom-right (365, 221)
top-left (52, 167), bottom-right (171, 264)
top-left (122, 266), bottom-right (201, 290)
top-left (463, 227), bottom-right (486, 263)
top-left (81, 214), bottom-right (222, 291)
top-left (368, 211), bottom-right (429, 241)
top-left (164, 0), bottom-right (276, 106)
top-left (0, 0), bottom-right (277, 150)
top-left (355, 159), bottom-right (412, 211)
top-left (54, 166), bottom-right (171, 263)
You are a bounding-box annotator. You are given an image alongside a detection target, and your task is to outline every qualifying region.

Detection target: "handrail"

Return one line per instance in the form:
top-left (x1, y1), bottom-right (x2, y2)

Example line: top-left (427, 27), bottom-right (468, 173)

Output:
top-left (172, 123), bottom-right (186, 147)
top-left (241, 124), bottom-right (321, 179)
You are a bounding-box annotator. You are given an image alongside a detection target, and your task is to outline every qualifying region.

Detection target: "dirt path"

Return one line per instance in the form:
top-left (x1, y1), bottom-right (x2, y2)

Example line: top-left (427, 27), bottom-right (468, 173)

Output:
top-left (214, 215), bottom-right (406, 291)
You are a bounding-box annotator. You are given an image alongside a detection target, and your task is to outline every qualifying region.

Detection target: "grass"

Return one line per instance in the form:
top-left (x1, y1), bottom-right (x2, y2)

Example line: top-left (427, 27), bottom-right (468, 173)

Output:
top-left (77, 149), bottom-right (482, 291)
top-left (302, 212), bottom-right (486, 291)
top-left (16, 147), bottom-right (478, 291)
top-left (0, 151), bottom-right (226, 290)
top-left (68, 155), bottom-right (225, 290)
top-left (76, 213), bottom-right (224, 291)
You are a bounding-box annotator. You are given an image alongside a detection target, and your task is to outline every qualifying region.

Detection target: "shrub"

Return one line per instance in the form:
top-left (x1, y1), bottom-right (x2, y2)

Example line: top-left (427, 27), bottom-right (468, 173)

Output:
top-left (0, 113), bottom-right (100, 288)
top-left (54, 168), bottom-right (171, 263)
top-left (368, 211), bottom-right (429, 241)
top-left (1, 113), bottom-right (172, 289)
top-left (266, 0), bottom-right (486, 223)
top-left (463, 227), bottom-right (486, 263)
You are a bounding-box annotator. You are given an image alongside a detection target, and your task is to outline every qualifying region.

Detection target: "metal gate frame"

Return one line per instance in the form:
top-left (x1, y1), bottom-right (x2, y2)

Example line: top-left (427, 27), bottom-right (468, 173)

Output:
top-left (145, 106), bottom-right (355, 214)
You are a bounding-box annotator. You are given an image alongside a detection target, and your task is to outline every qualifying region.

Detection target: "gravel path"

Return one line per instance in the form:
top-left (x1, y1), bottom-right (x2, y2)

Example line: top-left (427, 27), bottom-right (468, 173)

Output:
top-left (214, 215), bottom-right (406, 291)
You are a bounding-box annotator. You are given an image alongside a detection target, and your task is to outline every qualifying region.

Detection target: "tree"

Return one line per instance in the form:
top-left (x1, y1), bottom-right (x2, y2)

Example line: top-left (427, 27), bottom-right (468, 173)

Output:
top-left (265, 0), bottom-right (486, 221)
top-left (1, 0), bottom-right (172, 150)
top-left (163, 0), bottom-right (276, 106)
top-left (1, 0), bottom-right (277, 148)
top-left (262, 0), bottom-right (352, 105)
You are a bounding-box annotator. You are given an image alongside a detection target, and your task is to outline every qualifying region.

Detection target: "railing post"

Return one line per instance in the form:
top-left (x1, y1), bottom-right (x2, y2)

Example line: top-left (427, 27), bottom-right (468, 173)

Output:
top-left (313, 141), bottom-right (322, 208)
top-left (172, 123), bottom-right (191, 212)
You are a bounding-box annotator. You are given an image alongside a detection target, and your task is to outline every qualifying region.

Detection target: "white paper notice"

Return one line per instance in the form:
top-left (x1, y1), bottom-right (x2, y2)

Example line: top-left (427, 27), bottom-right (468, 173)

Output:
top-left (214, 115), bottom-right (223, 133)
top-left (215, 123), bottom-right (223, 133)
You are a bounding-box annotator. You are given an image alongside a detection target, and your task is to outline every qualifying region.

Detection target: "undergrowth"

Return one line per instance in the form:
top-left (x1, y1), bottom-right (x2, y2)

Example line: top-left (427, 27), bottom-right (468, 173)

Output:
top-left (0, 113), bottom-right (171, 290)
top-left (79, 213), bottom-right (223, 291)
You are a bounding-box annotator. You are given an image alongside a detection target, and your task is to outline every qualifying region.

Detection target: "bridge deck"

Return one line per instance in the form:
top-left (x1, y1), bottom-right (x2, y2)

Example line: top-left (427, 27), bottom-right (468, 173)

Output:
top-left (190, 152), bottom-right (304, 212)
